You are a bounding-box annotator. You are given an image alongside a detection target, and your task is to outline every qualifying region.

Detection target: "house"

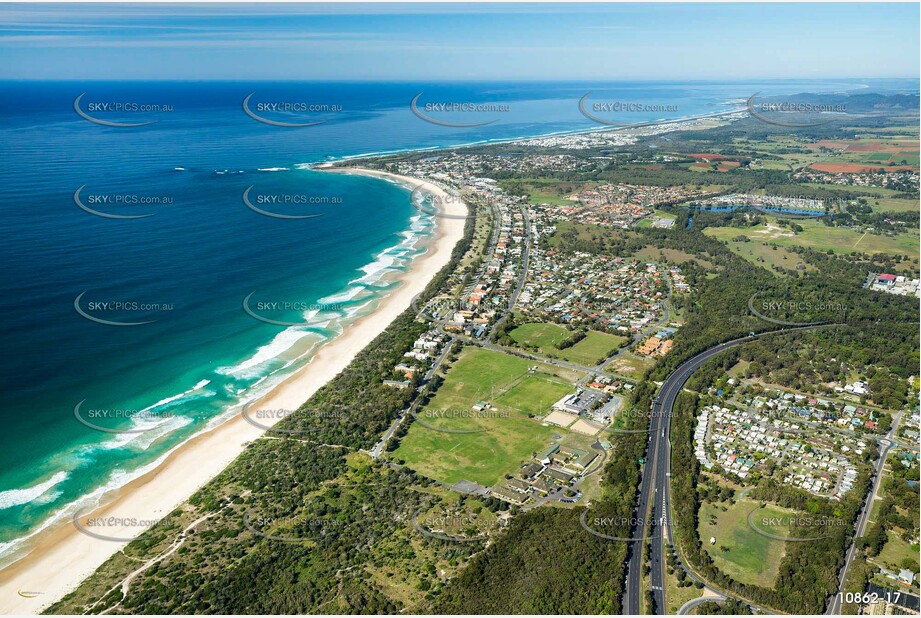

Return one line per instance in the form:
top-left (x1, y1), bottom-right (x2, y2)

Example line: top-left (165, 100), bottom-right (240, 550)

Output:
top-left (506, 479), bottom-right (531, 494)
top-left (658, 340), bottom-right (674, 356)
top-left (637, 336), bottom-right (662, 356)
top-left (394, 363), bottom-right (416, 378)
top-left (532, 479), bottom-right (557, 495)
top-left (899, 569), bottom-right (915, 586)
top-left (490, 486), bottom-right (524, 505)
top-left (383, 380), bottom-right (411, 389)
top-left (520, 462), bottom-right (544, 479)
top-left (544, 467), bottom-right (573, 483)
top-left (573, 450), bottom-right (598, 470)
top-left (878, 273), bottom-right (897, 286)
top-left (536, 444), bottom-right (560, 465)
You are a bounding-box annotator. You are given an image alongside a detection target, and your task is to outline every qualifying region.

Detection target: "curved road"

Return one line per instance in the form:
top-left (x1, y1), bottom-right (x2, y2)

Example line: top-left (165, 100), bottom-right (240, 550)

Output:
top-left (677, 594), bottom-right (726, 616)
top-left (625, 324), bottom-right (832, 615)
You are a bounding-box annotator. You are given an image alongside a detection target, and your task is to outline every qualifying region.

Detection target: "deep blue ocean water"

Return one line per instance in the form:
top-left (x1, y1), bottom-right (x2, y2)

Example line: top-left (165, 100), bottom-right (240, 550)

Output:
top-left (0, 78), bottom-right (912, 563)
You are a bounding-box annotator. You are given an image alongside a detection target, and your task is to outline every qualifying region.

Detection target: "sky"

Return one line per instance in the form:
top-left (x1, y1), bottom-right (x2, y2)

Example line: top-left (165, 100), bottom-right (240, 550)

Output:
top-left (0, 2), bottom-right (918, 81)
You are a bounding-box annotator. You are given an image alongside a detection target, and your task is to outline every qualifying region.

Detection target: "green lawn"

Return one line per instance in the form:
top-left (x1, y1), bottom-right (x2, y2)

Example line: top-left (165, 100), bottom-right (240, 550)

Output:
top-left (392, 347), bottom-right (576, 487)
top-left (869, 197), bottom-right (920, 213)
top-left (529, 191), bottom-right (579, 206)
top-left (697, 495), bottom-right (794, 588)
top-left (419, 346), bottom-right (534, 411)
top-left (874, 530), bottom-right (921, 575)
top-left (634, 245), bottom-right (717, 270)
top-left (548, 221), bottom-right (640, 249)
top-left (704, 219), bottom-right (919, 261)
top-left (494, 374), bottom-right (572, 415)
top-left (496, 178), bottom-right (582, 206)
top-left (509, 322), bottom-right (570, 350)
top-left (559, 331), bottom-right (628, 366)
top-left (509, 322), bottom-right (627, 366)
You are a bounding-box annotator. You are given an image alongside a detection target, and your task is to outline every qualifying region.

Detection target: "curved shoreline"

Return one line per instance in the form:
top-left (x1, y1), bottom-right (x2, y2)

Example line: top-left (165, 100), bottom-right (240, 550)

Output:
top-left (312, 106), bottom-right (747, 167)
top-left (0, 169), bottom-right (468, 615)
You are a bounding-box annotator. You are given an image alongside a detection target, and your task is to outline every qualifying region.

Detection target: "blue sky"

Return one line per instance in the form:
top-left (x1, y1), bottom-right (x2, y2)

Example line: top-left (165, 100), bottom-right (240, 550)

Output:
top-left (0, 3), bottom-right (918, 80)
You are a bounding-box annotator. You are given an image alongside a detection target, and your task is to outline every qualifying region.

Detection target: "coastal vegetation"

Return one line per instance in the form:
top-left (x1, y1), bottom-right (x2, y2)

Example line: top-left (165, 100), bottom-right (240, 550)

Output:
top-left (43, 97), bottom-right (919, 616)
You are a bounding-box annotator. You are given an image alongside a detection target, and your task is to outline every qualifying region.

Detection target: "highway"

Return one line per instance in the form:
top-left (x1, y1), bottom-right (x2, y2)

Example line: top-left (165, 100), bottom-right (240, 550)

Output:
top-left (626, 324), bottom-right (833, 614)
top-left (625, 335), bottom-right (754, 614)
top-left (826, 413), bottom-right (901, 614)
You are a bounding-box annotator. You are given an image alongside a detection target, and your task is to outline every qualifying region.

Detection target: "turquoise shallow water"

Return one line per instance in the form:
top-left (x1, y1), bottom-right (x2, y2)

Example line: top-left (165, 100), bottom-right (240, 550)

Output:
top-left (0, 78), bottom-right (906, 563)
top-left (0, 161), bottom-right (427, 562)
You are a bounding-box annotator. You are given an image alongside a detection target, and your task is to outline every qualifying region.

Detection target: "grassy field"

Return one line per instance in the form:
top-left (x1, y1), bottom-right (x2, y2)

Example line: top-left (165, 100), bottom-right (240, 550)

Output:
top-left (509, 321), bottom-right (569, 349)
top-left (497, 178), bottom-right (582, 206)
top-left (803, 137), bottom-right (920, 169)
top-left (704, 219), bottom-right (919, 262)
top-left (874, 530), bottom-right (921, 574)
top-left (392, 347), bottom-right (576, 487)
top-left (494, 373), bottom-right (573, 415)
top-left (607, 354), bottom-right (654, 380)
top-left (634, 245), bottom-right (717, 270)
top-left (715, 134), bottom-right (921, 173)
top-left (635, 209), bottom-right (679, 229)
top-left (697, 494), bottom-right (794, 588)
top-left (509, 322), bottom-right (627, 366)
top-left (806, 183), bottom-right (910, 197)
top-left (560, 330), bottom-right (628, 365)
top-left (549, 221), bottom-right (640, 248)
top-left (664, 557), bottom-right (705, 614)
top-left (708, 235), bottom-right (813, 275)
top-left (728, 359), bottom-right (751, 378)
top-left (869, 197), bottom-right (920, 213)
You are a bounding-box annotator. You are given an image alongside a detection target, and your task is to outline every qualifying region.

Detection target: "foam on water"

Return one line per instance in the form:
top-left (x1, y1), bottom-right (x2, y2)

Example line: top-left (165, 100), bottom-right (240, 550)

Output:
top-left (141, 379), bottom-right (212, 413)
top-left (0, 471), bottom-right (69, 510)
top-left (217, 327), bottom-right (321, 379)
top-left (127, 415), bottom-right (195, 452)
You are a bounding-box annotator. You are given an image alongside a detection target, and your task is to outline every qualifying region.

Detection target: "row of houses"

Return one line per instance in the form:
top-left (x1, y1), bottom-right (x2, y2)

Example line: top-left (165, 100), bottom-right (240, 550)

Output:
top-left (516, 219), bottom-right (670, 335)
top-left (394, 157), bottom-right (531, 340)
top-left (696, 404), bottom-right (863, 498)
top-left (741, 387), bottom-right (888, 437)
top-left (383, 331), bottom-right (451, 390)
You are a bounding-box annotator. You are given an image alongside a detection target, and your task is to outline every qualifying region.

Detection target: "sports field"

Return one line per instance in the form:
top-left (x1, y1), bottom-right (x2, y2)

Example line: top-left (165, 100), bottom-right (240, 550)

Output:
top-left (697, 495), bottom-right (795, 588)
top-left (509, 322), bottom-right (627, 366)
top-left (509, 321), bottom-right (569, 349)
top-left (392, 347), bottom-right (577, 487)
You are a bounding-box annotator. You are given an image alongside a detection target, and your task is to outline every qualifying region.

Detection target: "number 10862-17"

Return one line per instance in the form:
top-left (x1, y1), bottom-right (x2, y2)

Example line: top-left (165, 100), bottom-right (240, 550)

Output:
top-left (838, 592), bottom-right (901, 605)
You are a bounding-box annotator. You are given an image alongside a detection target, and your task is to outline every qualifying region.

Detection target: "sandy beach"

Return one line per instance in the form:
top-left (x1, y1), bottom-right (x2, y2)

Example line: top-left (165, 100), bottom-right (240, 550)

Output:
top-left (0, 167), bottom-right (467, 614)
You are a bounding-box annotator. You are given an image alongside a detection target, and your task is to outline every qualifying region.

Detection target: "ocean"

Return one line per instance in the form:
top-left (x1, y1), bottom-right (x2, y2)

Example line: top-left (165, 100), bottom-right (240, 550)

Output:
top-left (0, 78), bottom-right (911, 565)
